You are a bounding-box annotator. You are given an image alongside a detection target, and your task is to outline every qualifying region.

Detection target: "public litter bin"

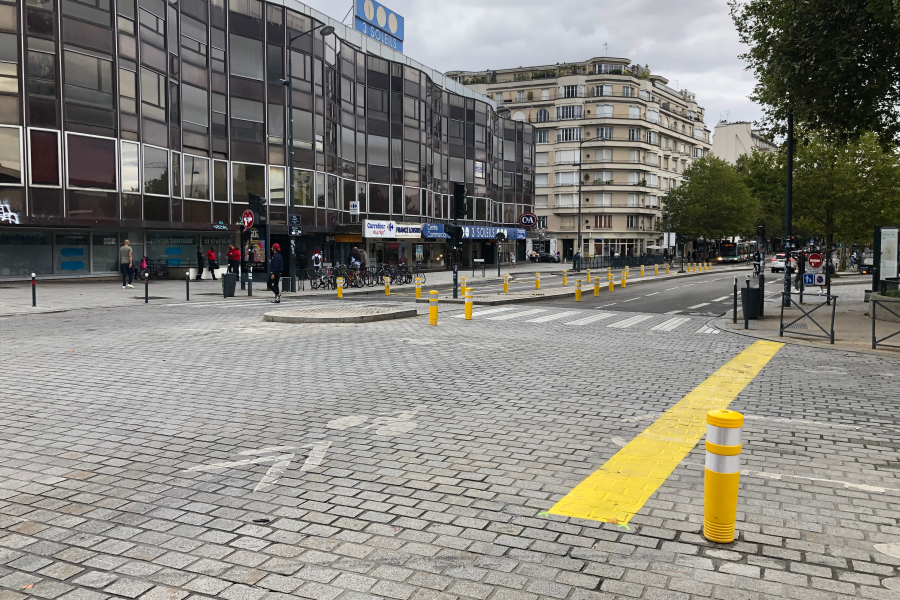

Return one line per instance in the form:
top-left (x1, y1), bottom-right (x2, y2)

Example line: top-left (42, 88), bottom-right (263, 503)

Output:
top-left (740, 287), bottom-right (761, 320)
top-left (222, 273), bottom-right (237, 297)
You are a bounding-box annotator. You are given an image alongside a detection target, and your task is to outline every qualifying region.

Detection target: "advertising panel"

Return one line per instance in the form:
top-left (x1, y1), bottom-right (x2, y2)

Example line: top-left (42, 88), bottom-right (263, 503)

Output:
top-left (354, 0), bottom-right (404, 52)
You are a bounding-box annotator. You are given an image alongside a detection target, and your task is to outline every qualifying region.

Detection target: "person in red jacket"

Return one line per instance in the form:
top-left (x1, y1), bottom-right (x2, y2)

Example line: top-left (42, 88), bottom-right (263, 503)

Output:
top-left (226, 244), bottom-right (240, 274)
top-left (206, 247), bottom-right (218, 280)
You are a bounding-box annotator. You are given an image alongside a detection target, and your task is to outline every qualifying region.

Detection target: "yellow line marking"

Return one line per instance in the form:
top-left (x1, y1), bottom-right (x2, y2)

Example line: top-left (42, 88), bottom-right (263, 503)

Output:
top-left (547, 340), bottom-right (783, 524)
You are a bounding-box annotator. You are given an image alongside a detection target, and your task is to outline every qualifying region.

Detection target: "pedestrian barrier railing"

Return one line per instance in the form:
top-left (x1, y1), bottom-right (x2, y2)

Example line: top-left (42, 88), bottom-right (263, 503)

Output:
top-left (871, 299), bottom-right (900, 350)
top-left (779, 292), bottom-right (837, 344)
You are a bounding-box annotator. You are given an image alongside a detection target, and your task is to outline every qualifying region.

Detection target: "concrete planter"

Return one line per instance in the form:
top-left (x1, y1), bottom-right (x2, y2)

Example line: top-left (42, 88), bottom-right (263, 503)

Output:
top-left (871, 293), bottom-right (900, 322)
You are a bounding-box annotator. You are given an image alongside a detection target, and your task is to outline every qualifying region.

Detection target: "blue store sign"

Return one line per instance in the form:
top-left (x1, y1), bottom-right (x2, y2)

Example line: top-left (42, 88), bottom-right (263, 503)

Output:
top-left (422, 224), bottom-right (526, 240)
top-left (354, 0), bottom-right (404, 52)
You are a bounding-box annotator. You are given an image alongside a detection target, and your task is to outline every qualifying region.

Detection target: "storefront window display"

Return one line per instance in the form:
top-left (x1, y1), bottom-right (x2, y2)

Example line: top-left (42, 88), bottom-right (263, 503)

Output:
top-left (146, 232), bottom-right (200, 266)
top-left (0, 229), bottom-right (52, 276)
top-left (53, 232), bottom-right (89, 273)
top-left (92, 232), bottom-right (121, 272)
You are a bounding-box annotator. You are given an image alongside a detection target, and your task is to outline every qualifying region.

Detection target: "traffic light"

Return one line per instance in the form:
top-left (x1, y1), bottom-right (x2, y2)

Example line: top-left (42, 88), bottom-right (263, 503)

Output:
top-left (756, 224), bottom-right (765, 238)
top-left (248, 193), bottom-right (267, 224)
top-left (445, 224), bottom-right (463, 240)
top-left (452, 181), bottom-right (466, 220)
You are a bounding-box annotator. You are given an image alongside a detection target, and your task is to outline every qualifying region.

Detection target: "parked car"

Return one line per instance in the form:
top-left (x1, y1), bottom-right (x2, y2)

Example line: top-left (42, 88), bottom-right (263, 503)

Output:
top-left (538, 252), bottom-right (560, 263)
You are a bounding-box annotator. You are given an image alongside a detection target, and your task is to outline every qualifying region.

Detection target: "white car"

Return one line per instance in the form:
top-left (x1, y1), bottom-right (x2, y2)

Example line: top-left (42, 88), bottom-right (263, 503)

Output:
top-left (770, 254), bottom-right (786, 272)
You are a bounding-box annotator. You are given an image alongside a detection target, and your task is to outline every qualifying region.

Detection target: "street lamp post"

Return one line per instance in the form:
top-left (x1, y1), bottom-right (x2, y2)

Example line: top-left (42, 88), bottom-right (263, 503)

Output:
top-left (575, 134), bottom-right (589, 271)
top-left (282, 23), bottom-right (335, 293)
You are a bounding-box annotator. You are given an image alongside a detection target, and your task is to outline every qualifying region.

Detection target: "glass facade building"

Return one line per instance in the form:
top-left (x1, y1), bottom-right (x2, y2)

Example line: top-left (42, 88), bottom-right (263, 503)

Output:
top-left (0, 0), bottom-right (534, 278)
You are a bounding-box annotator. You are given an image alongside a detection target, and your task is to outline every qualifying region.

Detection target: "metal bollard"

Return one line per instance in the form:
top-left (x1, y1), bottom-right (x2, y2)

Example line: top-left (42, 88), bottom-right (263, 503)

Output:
top-left (594, 279), bottom-right (600, 297)
top-left (429, 290), bottom-right (439, 325)
top-left (248, 267), bottom-right (253, 296)
top-left (744, 276), bottom-right (750, 330)
top-left (415, 277), bottom-right (421, 299)
top-left (185, 271), bottom-right (190, 301)
top-left (503, 274), bottom-right (509, 293)
top-left (464, 287), bottom-right (473, 320)
top-left (144, 273), bottom-right (149, 303)
top-left (575, 279), bottom-right (582, 301)
top-left (337, 277), bottom-right (344, 299)
top-left (640, 265), bottom-right (645, 277)
top-left (562, 270), bottom-right (568, 286)
top-left (733, 276), bottom-right (738, 324)
top-left (535, 273), bottom-right (540, 290)
top-left (31, 272), bottom-right (36, 307)
top-left (704, 409), bottom-right (744, 544)
top-left (609, 279), bottom-right (614, 292)
top-left (384, 276), bottom-right (390, 296)
top-left (586, 268), bottom-right (591, 283)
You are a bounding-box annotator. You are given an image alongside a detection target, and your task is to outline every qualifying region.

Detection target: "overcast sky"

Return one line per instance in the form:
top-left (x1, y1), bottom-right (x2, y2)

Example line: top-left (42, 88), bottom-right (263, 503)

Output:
top-left (301, 0), bottom-right (761, 135)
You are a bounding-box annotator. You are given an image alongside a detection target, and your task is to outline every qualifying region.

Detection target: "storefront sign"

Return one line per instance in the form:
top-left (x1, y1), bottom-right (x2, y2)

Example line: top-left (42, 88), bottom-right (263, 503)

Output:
top-left (395, 222), bottom-right (422, 238)
top-left (148, 236), bottom-right (197, 245)
top-left (422, 223), bottom-right (527, 240)
top-left (349, 201), bottom-right (360, 216)
top-left (335, 234), bottom-right (363, 243)
top-left (354, 0), bottom-right (404, 52)
top-left (364, 219), bottom-right (395, 238)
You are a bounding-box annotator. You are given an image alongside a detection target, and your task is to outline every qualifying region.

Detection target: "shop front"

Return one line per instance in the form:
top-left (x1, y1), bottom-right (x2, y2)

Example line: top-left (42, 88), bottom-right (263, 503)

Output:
top-left (421, 223), bottom-right (528, 268)
top-left (363, 220), bottom-right (447, 269)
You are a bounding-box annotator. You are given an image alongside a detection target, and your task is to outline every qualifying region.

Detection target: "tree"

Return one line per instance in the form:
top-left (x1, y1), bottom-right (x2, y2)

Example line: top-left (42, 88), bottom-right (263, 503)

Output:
top-left (730, 0), bottom-right (900, 146)
top-left (664, 156), bottom-right (758, 243)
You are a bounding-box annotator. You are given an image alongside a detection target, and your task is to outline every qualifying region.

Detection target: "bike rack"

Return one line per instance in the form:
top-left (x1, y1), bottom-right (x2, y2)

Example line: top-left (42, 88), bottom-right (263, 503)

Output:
top-left (872, 300), bottom-right (900, 350)
top-left (779, 292), bottom-right (837, 344)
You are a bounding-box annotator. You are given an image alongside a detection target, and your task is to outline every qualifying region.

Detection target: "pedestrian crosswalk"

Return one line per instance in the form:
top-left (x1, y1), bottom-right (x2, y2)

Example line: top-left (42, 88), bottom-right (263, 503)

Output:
top-left (451, 306), bottom-right (723, 335)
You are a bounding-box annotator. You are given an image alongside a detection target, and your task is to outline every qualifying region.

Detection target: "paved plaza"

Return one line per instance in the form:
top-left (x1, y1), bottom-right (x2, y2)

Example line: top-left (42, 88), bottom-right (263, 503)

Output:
top-left (1, 294), bottom-right (899, 600)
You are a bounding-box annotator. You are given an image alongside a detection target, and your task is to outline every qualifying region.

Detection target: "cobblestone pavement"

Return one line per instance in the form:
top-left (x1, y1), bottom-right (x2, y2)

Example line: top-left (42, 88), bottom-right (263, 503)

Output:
top-left (2, 299), bottom-right (900, 600)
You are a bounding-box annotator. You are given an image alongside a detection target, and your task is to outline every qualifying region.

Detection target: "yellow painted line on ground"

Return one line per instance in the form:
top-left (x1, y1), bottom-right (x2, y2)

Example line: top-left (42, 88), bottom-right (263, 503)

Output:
top-left (547, 340), bottom-right (783, 524)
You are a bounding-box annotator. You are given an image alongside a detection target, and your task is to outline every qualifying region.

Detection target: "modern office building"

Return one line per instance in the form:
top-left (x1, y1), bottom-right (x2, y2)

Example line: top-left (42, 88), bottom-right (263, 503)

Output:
top-left (0, 0), bottom-right (533, 278)
top-left (448, 59), bottom-right (712, 260)
top-left (712, 120), bottom-right (776, 164)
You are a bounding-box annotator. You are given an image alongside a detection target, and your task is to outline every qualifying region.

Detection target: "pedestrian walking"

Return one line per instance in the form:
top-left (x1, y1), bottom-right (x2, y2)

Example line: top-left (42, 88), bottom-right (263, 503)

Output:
top-left (226, 244), bottom-right (240, 273)
top-left (196, 246), bottom-right (204, 280)
top-left (509, 251), bottom-right (516, 270)
top-left (206, 247), bottom-right (219, 280)
top-left (574, 250), bottom-right (581, 271)
top-left (119, 239), bottom-right (134, 289)
top-left (269, 243), bottom-right (284, 303)
top-left (358, 246), bottom-right (369, 270)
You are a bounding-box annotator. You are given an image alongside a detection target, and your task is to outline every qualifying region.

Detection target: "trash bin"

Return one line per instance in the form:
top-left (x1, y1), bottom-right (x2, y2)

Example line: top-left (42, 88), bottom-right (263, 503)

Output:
top-left (740, 287), bottom-right (761, 320)
top-left (222, 273), bottom-right (237, 297)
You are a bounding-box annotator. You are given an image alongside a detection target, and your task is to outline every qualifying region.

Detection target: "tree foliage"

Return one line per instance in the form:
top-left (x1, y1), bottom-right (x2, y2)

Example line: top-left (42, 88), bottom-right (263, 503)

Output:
top-left (665, 156), bottom-right (758, 241)
top-left (730, 0), bottom-right (900, 146)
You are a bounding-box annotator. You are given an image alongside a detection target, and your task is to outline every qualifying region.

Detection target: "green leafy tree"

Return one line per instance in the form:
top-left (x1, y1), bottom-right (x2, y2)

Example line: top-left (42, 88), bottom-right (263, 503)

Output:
top-left (663, 156), bottom-right (758, 242)
top-left (730, 0), bottom-right (900, 145)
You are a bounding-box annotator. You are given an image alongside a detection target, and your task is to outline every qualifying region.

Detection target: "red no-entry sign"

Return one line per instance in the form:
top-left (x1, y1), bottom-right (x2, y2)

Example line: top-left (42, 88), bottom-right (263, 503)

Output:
top-left (807, 253), bottom-right (823, 269)
top-left (242, 209), bottom-right (254, 228)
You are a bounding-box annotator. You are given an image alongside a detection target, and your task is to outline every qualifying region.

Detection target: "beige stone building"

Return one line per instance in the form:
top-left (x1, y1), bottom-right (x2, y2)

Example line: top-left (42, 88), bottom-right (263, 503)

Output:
top-left (712, 120), bottom-right (777, 164)
top-left (447, 58), bottom-right (712, 260)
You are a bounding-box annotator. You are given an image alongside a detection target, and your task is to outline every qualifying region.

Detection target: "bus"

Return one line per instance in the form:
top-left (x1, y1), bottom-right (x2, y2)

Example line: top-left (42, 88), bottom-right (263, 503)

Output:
top-left (718, 241), bottom-right (757, 263)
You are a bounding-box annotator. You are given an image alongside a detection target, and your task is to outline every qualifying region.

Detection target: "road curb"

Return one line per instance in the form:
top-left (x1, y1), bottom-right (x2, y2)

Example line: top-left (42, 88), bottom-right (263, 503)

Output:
top-left (264, 306), bottom-right (418, 324)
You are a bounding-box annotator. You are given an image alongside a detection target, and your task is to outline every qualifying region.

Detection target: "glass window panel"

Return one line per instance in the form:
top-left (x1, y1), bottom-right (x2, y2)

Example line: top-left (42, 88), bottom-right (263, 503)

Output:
top-left (0, 33), bottom-right (16, 63)
top-left (143, 145), bottom-right (168, 195)
top-left (0, 5), bottom-right (18, 31)
top-left (28, 52), bottom-right (56, 98)
top-left (182, 83), bottom-right (208, 127)
top-left (368, 134), bottom-right (388, 166)
top-left (230, 97), bottom-right (263, 122)
top-left (213, 159), bottom-right (228, 201)
top-left (29, 129), bottom-right (59, 186)
top-left (269, 166), bottom-right (284, 205)
top-left (68, 134), bottom-right (116, 189)
top-left (171, 151), bottom-right (181, 198)
top-left (118, 67), bottom-right (136, 114)
top-left (0, 126), bottom-right (21, 184)
top-left (229, 33), bottom-right (263, 80)
top-left (326, 174), bottom-right (337, 209)
top-left (119, 140), bottom-right (140, 192)
top-left (292, 168), bottom-right (312, 206)
top-left (64, 50), bottom-right (114, 108)
top-left (315, 172), bottom-right (325, 207)
top-left (232, 162), bottom-right (264, 202)
top-left (184, 154), bottom-right (209, 199)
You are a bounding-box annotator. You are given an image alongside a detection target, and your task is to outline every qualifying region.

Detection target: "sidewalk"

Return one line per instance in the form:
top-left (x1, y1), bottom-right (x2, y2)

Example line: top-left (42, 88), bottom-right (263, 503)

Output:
top-left (715, 282), bottom-right (900, 355)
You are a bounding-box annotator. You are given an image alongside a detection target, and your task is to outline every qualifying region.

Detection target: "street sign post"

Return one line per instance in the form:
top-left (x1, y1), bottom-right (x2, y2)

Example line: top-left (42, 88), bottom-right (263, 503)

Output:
top-left (242, 209), bottom-right (254, 229)
top-left (803, 273), bottom-right (815, 286)
top-left (814, 273), bottom-right (826, 285)
top-left (289, 226), bottom-right (302, 236)
top-left (288, 214), bottom-right (301, 226)
top-left (807, 253), bottom-right (823, 269)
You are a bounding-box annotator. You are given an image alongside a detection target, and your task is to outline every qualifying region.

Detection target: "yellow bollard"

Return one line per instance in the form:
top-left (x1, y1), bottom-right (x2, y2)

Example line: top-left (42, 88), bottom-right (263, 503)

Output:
top-left (640, 265), bottom-right (645, 277)
top-left (535, 273), bottom-right (540, 290)
top-left (594, 279), bottom-right (600, 297)
top-left (586, 268), bottom-right (592, 283)
top-left (575, 279), bottom-right (582, 302)
top-left (464, 287), bottom-right (473, 320)
top-left (708, 262), bottom-right (711, 271)
top-left (689, 263), bottom-right (694, 273)
top-left (654, 264), bottom-right (658, 276)
top-left (503, 274), bottom-right (509, 293)
top-left (562, 270), bottom-right (568, 286)
top-left (609, 279), bottom-right (614, 292)
top-left (666, 264), bottom-right (670, 275)
top-left (384, 276), bottom-right (390, 296)
top-left (429, 290), bottom-right (439, 325)
top-left (461, 276), bottom-right (467, 292)
top-left (415, 277), bottom-right (421, 299)
top-left (621, 275), bottom-right (626, 288)
top-left (607, 267), bottom-right (612, 282)
top-left (704, 409), bottom-right (744, 544)
top-left (336, 277), bottom-right (344, 298)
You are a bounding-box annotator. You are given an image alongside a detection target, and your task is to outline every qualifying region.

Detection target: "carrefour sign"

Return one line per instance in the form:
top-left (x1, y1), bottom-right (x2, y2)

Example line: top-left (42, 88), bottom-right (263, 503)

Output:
top-left (364, 219), bottom-right (394, 238)
top-left (354, 0), bottom-right (404, 52)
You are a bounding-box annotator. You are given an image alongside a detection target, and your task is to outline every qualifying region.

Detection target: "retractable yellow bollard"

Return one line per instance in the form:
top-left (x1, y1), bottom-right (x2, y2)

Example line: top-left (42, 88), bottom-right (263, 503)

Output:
top-left (535, 273), bottom-right (541, 290)
top-left (464, 287), bottom-right (473, 320)
top-left (460, 276), bottom-right (467, 292)
top-left (640, 265), bottom-right (645, 277)
top-left (383, 276), bottom-right (390, 295)
top-left (415, 277), bottom-right (421, 299)
top-left (689, 262), bottom-right (694, 273)
top-left (594, 279), bottom-right (600, 296)
top-left (586, 268), bottom-right (592, 283)
top-left (336, 277), bottom-right (344, 298)
top-left (654, 264), bottom-right (658, 276)
top-left (609, 279), bottom-right (614, 292)
top-left (704, 409), bottom-right (744, 544)
top-left (575, 279), bottom-right (582, 301)
top-left (562, 270), bottom-right (568, 286)
top-left (666, 263), bottom-right (670, 274)
top-left (429, 290), bottom-right (439, 325)
top-left (708, 262), bottom-right (712, 271)
top-left (607, 267), bottom-right (612, 282)
top-left (503, 274), bottom-right (509, 293)
top-left (621, 275), bottom-right (626, 288)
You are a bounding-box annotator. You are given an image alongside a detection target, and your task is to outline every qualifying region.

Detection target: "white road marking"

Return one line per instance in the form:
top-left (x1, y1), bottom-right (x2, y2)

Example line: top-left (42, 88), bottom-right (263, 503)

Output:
top-left (696, 326), bottom-right (720, 334)
top-left (254, 456), bottom-right (294, 492)
top-left (595, 303), bottom-right (616, 308)
top-left (712, 296), bottom-right (730, 302)
top-left (526, 311), bottom-right (580, 323)
top-left (665, 288), bottom-right (679, 291)
top-left (610, 437), bottom-right (627, 447)
top-left (239, 446), bottom-right (299, 456)
top-left (620, 298), bottom-right (638, 303)
top-left (650, 317), bottom-right (692, 331)
top-left (745, 470), bottom-right (900, 494)
top-left (665, 310), bottom-right (682, 314)
top-left (452, 306), bottom-right (517, 318)
top-left (299, 441), bottom-right (332, 471)
top-left (565, 312), bottom-right (616, 325)
top-left (488, 309), bottom-right (546, 320)
top-left (687, 303), bottom-right (710, 309)
top-left (608, 315), bottom-right (654, 329)
top-left (644, 292), bottom-right (660, 297)
top-left (184, 453), bottom-right (296, 472)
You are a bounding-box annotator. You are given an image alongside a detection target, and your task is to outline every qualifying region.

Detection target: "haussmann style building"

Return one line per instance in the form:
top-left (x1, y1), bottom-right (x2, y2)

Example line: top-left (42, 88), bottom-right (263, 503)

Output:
top-left (448, 58), bottom-right (712, 261)
top-left (0, 0), bottom-right (534, 279)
